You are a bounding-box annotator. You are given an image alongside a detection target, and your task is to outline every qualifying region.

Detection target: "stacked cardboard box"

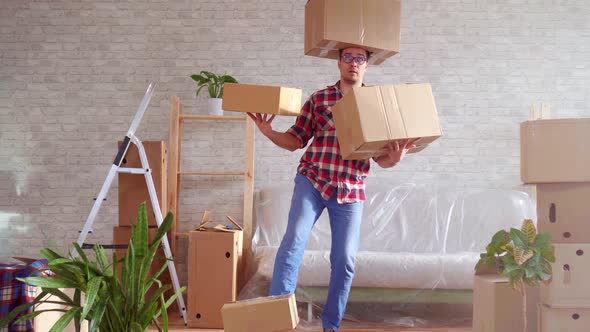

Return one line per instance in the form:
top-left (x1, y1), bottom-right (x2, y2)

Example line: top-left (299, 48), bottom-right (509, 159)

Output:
top-left (472, 271), bottom-right (540, 332)
top-left (114, 141), bottom-right (172, 298)
top-left (521, 118), bottom-right (590, 331)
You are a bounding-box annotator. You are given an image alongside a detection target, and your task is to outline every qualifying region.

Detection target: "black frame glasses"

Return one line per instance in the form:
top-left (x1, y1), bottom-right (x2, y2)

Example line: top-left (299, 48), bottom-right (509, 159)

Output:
top-left (340, 54), bottom-right (367, 65)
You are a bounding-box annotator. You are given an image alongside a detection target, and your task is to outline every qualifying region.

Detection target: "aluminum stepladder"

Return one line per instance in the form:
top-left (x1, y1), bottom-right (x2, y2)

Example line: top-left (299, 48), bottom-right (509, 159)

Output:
top-left (74, 81), bottom-right (188, 325)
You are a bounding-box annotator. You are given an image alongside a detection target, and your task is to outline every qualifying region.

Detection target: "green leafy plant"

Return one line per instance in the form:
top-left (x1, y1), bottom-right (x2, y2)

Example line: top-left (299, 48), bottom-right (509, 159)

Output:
top-left (0, 203), bottom-right (185, 332)
top-left (190, 70), bottom-right (237, 98)
top-left (475, 219), bottom-right (555, 332)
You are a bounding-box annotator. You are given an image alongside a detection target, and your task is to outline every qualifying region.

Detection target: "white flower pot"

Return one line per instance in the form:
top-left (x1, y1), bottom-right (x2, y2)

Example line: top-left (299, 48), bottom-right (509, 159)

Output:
top-left (207, 98), bottom-right (223, 116)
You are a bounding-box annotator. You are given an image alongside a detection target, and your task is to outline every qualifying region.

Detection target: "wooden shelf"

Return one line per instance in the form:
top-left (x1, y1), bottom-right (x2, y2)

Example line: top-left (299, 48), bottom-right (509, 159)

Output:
top-left (180, 114), bottom-right (246, 121)
top-left (179, 171), bottom-right (245, 176)
top-left (168, 96), bottom-right (255, 277)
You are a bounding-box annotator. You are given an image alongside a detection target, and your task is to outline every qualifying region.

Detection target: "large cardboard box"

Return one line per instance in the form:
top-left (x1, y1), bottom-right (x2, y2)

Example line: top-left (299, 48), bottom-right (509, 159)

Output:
top-left (222, 83), bottom-right (302, 116)
top-left (304, 0), bottom-right (401, 65)
top-left (472, 275), bottom-right (539, 332)
top-left (520, 119), bottom-right (590, 183)
top-left (536, 183), bottom-right (590, 243)
top-left (332, 83), bottom-right (442, 160)
top-left (541, 243), bottom-right (590, 307)
top-left (221, 294), bottom-right (299, 332)
top-left (187, 226), bottom-right (243, 328)
top-left (538, 303), bottom-right (590, 332)
top-left (118, 141), bottom-right (167, 227)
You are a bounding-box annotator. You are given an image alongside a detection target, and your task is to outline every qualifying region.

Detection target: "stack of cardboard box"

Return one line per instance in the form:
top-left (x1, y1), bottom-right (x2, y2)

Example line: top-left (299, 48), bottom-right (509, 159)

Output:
top-left (472, 118), bottom-right (590, 332)
top-left (114, 141), bottom-right (172, 298)
top-left (521, 118), bottom-right (590, 331)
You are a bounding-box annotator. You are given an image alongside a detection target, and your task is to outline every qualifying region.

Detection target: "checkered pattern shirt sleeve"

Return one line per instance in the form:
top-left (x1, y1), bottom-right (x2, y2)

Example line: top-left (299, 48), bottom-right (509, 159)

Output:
top-left (287, 82), bottom-right (371, 204)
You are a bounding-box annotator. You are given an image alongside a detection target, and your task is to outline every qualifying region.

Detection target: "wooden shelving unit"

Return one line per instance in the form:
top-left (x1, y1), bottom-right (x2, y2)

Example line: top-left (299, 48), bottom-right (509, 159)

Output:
top-left (167, 96), bottom-right (255, 266)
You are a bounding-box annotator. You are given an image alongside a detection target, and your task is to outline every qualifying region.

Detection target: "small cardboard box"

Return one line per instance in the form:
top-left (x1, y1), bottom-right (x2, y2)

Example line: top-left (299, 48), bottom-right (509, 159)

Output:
top-left (187, 215), bottom-right (243, 328)
top-left (472, 275), bottom-right (539, 332)
top-left (332, 83), bottom-right (442, 160)
top-left (536, 182), bottom-right (590, 243)
top-left (222, 83), bottom-right (302, 116)
top-left (304, 0), bottom-right (401, 65)
top-left (541, 243), bottom-right (590, 308)
top-left (520, 118), bottom-right (590, 183)
top-left (118, 140), bottom-right (167, 227)
top-left (221, 294), bottom-right (299, 332)
top-left (538, 303), bottom-right (590, 332)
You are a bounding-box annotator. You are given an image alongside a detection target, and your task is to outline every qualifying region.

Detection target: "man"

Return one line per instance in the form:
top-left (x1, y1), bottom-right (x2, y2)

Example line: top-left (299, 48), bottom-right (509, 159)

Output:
top-left (247, 47), bottom-right (413, 332)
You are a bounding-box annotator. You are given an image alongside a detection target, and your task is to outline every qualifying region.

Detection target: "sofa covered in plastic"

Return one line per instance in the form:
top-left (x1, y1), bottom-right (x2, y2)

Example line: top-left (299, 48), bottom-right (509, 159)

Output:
top-left (241, 178), bottom-right (535, 326)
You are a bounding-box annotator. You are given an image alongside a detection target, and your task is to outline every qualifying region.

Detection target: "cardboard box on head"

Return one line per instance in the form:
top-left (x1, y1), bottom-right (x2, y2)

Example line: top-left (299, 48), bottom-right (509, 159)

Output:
top-left (305, 0), bottom-right (401, 65)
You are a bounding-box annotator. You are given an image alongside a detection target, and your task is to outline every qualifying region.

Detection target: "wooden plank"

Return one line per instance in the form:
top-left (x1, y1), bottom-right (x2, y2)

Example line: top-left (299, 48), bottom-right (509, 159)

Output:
top-left (179, 171), bottom-right (245, 176)
top-left (242, 116), bottom-right (255, 287)
top-left (180, 114), bottom-right (246, 121)
top-left (167, 96), bottom-right (180, 255)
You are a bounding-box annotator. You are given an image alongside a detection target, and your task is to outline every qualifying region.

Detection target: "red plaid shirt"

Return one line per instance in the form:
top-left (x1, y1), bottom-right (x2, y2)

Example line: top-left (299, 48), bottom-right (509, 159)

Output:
top-left (287, 81), bottom-right (370, 203)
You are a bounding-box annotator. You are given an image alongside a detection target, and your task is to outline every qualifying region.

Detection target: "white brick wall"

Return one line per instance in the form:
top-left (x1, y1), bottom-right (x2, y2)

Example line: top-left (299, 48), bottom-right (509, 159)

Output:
top-left (1, 0), bottom-right (589, 286)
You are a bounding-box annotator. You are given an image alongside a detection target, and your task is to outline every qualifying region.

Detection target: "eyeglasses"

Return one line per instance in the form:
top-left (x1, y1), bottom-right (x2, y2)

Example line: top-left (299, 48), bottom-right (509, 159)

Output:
top-left (340, 54), bottom-right (367, 65)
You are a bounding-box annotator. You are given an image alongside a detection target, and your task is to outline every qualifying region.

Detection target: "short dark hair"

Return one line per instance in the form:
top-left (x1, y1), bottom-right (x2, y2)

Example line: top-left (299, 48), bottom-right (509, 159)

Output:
top-left (338, 48), bottom-right (371, 60)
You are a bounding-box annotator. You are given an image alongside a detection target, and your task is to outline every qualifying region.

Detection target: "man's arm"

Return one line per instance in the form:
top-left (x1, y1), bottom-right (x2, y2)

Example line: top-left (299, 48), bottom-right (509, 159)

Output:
top-left (247, 113), bottom-right (300, 151)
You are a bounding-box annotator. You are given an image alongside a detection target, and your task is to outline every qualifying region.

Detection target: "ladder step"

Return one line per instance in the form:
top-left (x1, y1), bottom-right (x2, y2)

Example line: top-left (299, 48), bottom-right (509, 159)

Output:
top-left (81, 243), bottom-right (128, 250)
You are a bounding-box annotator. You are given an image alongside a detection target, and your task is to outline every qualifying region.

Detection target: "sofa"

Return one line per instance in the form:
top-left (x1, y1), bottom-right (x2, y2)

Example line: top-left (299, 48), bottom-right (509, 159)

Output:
top-left (241, 178), bottom-right (535, 325)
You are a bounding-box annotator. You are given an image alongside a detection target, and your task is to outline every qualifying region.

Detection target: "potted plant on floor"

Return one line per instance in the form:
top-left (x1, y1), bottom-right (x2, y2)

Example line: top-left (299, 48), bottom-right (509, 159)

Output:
top-left (190, 70), bottom-right (238, 116)
top-left (0, 203), bottom-right (185, 332)
top-left (475, 219), bottom-right (555, 332)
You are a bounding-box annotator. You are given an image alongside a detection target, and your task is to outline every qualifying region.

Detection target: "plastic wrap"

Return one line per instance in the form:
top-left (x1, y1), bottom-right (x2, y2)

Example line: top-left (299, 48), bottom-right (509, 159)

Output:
top-left (241, 179), bottom-right (536, 329)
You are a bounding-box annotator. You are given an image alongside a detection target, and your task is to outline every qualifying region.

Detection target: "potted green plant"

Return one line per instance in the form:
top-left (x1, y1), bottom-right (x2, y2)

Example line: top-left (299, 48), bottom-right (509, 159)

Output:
top-left (190, 70), bottom-right (238, 116)
top-left (0, 203), bottom-right (185, 332)
top-left (475, 219), bottom-right (555, 332)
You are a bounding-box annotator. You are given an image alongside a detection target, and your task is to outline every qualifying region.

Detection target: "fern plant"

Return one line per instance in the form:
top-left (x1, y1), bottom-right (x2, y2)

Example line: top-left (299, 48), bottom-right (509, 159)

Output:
top-left (0, 203), bottom-right (185, 332)
top-left (475, 219), bottom-right (555, 332)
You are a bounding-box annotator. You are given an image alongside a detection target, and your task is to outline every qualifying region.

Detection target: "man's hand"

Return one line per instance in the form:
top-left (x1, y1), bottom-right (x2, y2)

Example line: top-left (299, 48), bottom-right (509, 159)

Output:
top-left (246, 112), bottom-right (300, 151)
top-left (373, 139), bottom-right (416, 168)
top-left (247, 112), bottom-right (276, 138)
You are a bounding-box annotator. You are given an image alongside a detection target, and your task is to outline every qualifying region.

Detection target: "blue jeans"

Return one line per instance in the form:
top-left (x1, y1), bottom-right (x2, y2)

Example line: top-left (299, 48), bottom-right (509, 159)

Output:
top-left (269, 174), bottom-right (364, 330)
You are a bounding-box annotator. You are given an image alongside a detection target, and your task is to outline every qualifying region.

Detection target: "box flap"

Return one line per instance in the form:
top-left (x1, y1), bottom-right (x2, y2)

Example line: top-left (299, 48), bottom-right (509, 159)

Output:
top-left (195, 211), bottom-right (243, 232)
